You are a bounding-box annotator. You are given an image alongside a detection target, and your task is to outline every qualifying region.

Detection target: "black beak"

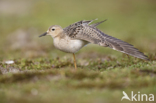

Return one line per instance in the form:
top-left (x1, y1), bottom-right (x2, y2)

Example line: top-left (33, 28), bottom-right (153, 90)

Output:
top-left (39, 32), bottom-right (47, 37)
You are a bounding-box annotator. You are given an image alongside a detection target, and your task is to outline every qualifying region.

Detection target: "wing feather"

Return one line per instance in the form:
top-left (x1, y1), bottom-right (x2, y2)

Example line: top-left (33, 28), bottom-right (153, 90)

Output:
top-left (90, 19), bottom-right (107, 27)
top-left (64, 20), bottom-right (149, 60)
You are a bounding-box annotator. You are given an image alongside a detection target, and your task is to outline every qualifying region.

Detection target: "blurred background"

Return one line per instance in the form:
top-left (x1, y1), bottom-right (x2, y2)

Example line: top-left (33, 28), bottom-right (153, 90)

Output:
top-left (0, 1), bottom-right (156, 103)
top-left (0, 0), bottom-right (156, 60)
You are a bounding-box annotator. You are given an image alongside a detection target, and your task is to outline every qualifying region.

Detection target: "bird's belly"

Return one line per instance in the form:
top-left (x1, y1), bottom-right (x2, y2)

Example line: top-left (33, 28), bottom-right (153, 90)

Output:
top-left (54, 39), bottom-right (88, 53)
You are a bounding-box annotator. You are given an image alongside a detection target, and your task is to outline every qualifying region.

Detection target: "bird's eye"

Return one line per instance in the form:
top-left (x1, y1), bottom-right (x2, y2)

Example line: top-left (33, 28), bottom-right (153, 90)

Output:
top-left (52, 28), bottom-right (55, 31)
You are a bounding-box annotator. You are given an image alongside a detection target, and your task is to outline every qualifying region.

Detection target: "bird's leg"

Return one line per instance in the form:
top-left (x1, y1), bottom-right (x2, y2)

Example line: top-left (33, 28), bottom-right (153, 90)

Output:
top-left (126, 54), bottom-right (130, 60)
top-left (73, 53), bottom-right (77, 69)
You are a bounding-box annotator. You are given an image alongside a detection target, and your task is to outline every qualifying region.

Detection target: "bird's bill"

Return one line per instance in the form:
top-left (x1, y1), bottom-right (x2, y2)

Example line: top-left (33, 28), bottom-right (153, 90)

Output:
top-left (39, 32), bottom-right (47, 37)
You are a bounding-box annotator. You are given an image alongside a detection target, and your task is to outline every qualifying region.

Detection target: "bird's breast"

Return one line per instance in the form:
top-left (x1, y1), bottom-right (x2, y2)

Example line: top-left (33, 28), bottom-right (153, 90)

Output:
top-left (53, 37), bottom-right (88, 53)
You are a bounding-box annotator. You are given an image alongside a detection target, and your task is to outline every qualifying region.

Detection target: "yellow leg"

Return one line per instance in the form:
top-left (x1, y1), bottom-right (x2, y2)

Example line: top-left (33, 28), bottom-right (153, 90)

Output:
top-left (126, 54), bottom-right (130, 59)
top-left (73, 53), bottom-right (77, 69)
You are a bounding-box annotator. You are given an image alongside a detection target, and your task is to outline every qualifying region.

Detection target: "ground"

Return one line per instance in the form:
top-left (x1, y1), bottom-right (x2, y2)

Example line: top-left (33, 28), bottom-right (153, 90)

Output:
top-left (0, 0), bottom-right (156, 103)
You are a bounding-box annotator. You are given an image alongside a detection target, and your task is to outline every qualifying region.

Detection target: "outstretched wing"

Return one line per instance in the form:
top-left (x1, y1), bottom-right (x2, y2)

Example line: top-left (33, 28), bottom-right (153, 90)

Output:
top-left (64, 20), bottom-right (149, 60)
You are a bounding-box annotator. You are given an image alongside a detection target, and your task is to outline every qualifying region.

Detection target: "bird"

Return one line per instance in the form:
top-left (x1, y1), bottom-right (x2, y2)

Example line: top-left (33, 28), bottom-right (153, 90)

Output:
top-left (39, 19), bottom-right (149, 69)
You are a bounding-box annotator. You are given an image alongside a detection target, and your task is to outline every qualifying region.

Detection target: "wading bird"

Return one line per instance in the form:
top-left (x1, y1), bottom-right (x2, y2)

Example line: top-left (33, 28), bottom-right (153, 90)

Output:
top-left (39, 19), bottom-right (149, 69)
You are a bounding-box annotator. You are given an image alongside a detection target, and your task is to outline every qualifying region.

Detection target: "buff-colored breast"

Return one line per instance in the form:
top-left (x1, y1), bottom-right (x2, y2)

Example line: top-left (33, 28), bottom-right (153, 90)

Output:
top-left (53, 36), bottom-right (88, 53)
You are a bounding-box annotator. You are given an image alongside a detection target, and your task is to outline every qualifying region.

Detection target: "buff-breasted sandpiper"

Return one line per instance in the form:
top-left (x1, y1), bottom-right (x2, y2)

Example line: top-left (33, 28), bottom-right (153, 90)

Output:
top-left (39, 19), bottom-right (149, 69)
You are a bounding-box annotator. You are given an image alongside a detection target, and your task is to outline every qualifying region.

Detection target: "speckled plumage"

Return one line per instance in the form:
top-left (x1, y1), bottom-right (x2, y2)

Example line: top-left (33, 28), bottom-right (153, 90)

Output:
top-left (40, 19), bottom-right (149, 61)
top-left (62, 19), bottom-right (149, 60)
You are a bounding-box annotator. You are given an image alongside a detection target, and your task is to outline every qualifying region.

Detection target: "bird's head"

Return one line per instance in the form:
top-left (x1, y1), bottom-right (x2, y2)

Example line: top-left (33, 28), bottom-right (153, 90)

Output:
top-left (39, 25), bottom-right (63, 38)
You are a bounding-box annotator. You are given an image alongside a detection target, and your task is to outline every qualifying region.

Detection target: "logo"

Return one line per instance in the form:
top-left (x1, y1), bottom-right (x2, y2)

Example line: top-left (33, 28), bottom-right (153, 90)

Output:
top-left (121, 91), bottom-right (154, 101)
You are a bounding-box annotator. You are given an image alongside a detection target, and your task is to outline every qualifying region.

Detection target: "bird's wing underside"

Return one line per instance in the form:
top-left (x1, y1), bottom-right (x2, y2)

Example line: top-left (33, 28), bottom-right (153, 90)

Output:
top-left (63, 20), bottom-right (149, 60)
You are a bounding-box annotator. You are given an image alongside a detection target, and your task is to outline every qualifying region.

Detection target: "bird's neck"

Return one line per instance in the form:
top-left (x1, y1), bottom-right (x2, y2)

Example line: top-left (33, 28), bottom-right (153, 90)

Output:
top-left (53, 32), bottom-right (66, 39)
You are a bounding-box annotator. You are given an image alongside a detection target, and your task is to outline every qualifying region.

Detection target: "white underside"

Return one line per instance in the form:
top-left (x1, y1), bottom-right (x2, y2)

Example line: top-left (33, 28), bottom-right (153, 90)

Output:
top-left (53, 36), bottom-right (88, 53)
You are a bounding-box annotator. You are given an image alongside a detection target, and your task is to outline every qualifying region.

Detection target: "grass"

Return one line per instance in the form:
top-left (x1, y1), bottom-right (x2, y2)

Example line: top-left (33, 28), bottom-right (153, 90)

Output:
top-left (0, 0), bottom-right (156, 103)
top-left (0, 57), bottom-right (156, 103)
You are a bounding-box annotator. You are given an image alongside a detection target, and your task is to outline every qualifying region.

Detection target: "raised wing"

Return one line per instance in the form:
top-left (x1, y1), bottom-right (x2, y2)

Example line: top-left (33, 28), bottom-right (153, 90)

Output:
top-left (64, 20), bottom-right (149, 60)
